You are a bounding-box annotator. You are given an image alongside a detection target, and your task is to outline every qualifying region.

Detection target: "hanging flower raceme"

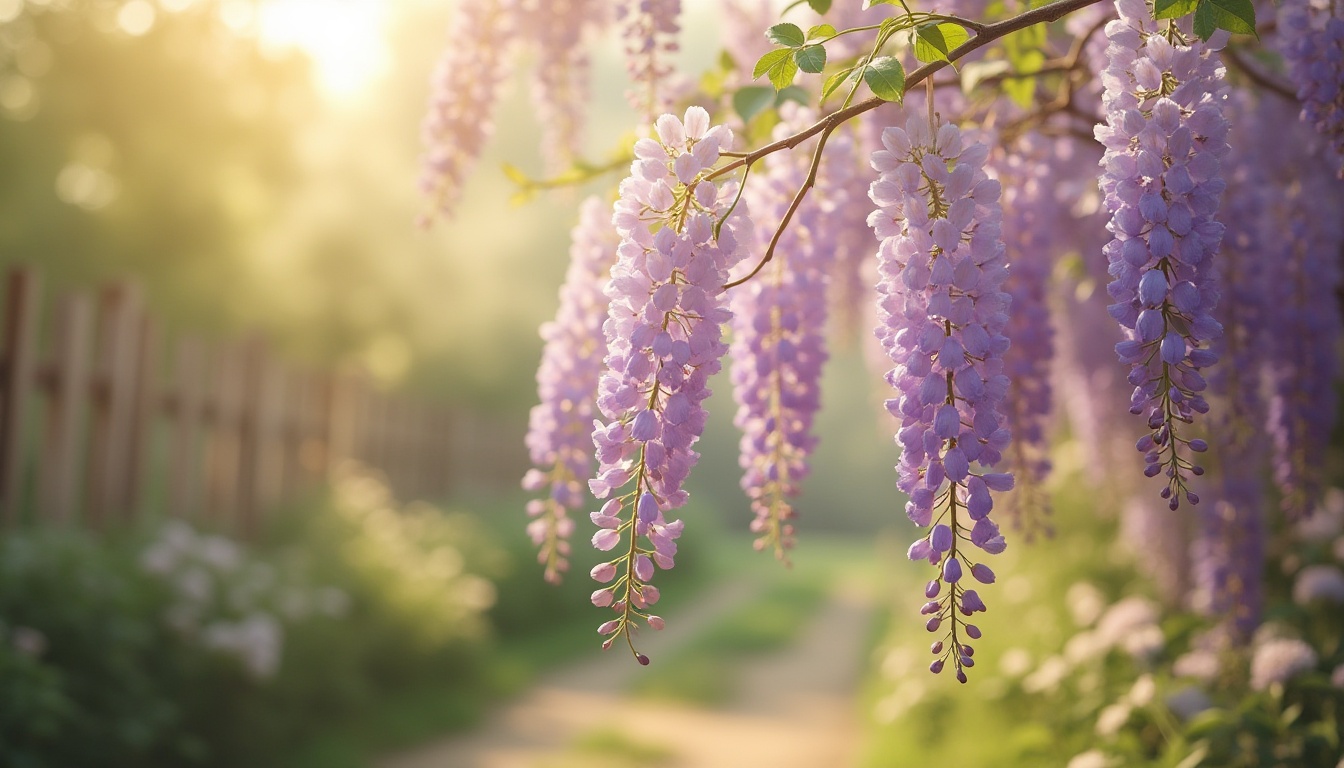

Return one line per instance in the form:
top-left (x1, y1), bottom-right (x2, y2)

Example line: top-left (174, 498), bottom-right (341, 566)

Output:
top-left (1191, 92), bottom-right (1282, 640)
top-left (1278, 0), bottom-right (1344, 177)
top-left (521, 0), bottom-right (608, 171)
top-left (616, 0), bottom-right (682, 122)
top-left (869, 115), bottom-right (1013, 683)
top-left (1263, 173), bottom-right (1344, 521)
top-left (418, 0), bottom-right (518, 221)
top-left (729, 106), bottom-right (839, 560)
top-left (522, 196), bottom-right (621, 584)
top-left (588, 107), bottom-right (751, 662)
top-left (994, 134), bottom-right (1063, 538)
top-left (1094, 0), bottom-right (1229, 510)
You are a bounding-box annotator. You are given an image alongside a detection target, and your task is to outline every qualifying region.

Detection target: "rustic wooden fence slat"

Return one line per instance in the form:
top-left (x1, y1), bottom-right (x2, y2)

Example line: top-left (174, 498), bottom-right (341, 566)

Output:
top-left (0, 266), bottom-right (525, 536)
top-left (86, 283), bottom-right (143, 528)
top-left (37, 293), bottom-right (93, 524)
top-left (167, 335), bottom-right (205, 519)
top-left (1, 268), bottom-right (42, 526)
top-left (124, 312), bottom-right (160, 517)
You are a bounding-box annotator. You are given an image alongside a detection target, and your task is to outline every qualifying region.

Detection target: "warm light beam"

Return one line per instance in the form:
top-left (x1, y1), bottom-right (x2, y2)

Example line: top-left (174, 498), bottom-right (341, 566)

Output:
top-left (256, 0), bottom-right (389, 99)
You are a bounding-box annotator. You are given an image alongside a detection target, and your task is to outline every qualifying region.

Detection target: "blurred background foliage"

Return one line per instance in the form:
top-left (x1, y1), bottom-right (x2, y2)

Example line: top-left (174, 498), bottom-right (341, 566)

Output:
top-left (0, 0), bottom-right (618, 410)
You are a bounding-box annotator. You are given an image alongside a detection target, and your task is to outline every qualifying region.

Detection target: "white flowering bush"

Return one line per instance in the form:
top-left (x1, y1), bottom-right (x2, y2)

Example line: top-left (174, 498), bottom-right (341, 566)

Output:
top-left (862, 480), bottom-right (1344, 766)
top-left (0, 473), bottom-right (514, 768)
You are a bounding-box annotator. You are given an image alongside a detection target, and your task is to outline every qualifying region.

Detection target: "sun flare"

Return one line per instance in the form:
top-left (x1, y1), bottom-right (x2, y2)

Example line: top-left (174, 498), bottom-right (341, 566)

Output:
top-left (255, 0), bottom-right (389, 99)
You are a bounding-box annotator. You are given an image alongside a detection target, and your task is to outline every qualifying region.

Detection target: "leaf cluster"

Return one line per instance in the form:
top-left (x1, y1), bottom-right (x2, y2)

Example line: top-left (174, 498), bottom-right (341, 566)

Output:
top-left (1154, 0), bottom-right (1257, 40)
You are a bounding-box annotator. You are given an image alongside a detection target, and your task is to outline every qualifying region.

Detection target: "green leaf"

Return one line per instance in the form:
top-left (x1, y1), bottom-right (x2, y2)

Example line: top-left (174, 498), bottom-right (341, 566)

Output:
top-left (733, 86), bottom-right (777, 123)
top-left (1192, 1), bottom-right (1215, 39)
top-left (914, 22), bottom-right (970, 64)
top-left (862, 56), bottom-right (906, 102)
top-left (794, 44), bottom-right (827, 73)
top-left (807, 23), bottom-right (837, 40)
top-left (763, 53), bottom-right (799, 90)
top-left (1172, 743), bottom-right (1210, 768)
top-left (766, 23), bottom-right (806, 48)
top-left (1153, 0), bottom-right (1198, 19)
top-left (777, 85), bottom-right (810, 106)
top-left (864, 0), bottom-right (900, 7)
top-left (753, 48), bottom-right (793, 80)
top-left (502, 163), bottom-right (530, 186)
top-left (807, 0), bottom-right (832, 13)
top-left (1004, 77), bottom-right (1034, 107)
top-left (1192, 0), bottom-right (1257, 38)
top-left (820, 67), bottom-right (857, 102)
top-left (960, 59), bottom-right (1011, 93)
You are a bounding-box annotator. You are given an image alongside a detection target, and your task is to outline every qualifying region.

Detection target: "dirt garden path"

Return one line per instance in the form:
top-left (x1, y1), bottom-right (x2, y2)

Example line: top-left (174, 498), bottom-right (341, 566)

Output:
top-left (378, 573), bottom-right (876, 768)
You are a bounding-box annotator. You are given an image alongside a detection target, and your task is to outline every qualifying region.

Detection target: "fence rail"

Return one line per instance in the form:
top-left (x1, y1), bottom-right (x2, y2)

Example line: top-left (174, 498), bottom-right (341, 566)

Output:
top-left (0, 266), bottom-right (517, 537)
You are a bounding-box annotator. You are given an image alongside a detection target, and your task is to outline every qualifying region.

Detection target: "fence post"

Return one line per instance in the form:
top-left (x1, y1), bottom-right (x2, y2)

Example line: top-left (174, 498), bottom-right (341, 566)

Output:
top-left (37, 293), bottom-right (93, 524)
top-left (0, 268), bottom-right (41, 526)
top-left (124, 313), bottom-right (160, 517)
top-left (85, 282), bottom-right (142, 529)
top-left (238, 339), bottom-right (284, 539)
top-left (323, 368), bottom-right (360, 481)
top-left (203, 343), bottom-right (243, 530)
top-left (167, 336), bottom-right (205, 519)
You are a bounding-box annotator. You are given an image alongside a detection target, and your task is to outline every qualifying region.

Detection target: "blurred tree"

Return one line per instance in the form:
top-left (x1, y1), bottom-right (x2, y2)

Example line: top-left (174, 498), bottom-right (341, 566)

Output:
top-left (0, 0), bottom-right (314, 334)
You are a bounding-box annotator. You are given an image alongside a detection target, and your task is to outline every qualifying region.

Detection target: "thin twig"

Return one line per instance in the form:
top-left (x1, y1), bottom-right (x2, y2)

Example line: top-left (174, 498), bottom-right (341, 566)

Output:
top-left (723, 124), bottom-right (837, 290)
top-left (1223, 44), bottom-right (1297, 101)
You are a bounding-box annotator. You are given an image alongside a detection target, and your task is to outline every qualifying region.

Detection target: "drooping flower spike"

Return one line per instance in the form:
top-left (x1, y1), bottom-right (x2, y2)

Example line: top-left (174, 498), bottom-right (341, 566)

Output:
top-left (522, 196), bottom-right (622, 584)
top-left (588, 107), bottom-right (752, 661)
top-left (870, 114), bottom-right (1014, 682)
top-left (1278, 0), bottom-right (1344, 177)
top-left (1095, 0), bottom-right (1229, 509)
top-left (418, 0), bottom-right (518, 221)
top-left (730, 104), bottom-right (847, 560)
top-left (616, 0), bottom-right (683, 123)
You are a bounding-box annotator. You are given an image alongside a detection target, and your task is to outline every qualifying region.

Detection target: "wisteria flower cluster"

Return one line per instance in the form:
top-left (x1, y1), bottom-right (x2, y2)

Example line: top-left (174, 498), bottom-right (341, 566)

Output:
top-left (1095, 0), bottom-right (1229, 509)
top-left (586, 107), bottom-right (751, 662)
top-left (522, 196), bottom-right (621, 584)
top-left (480, 0), bottom-right (1344, 688)
top-left (729, 106), bottom-right (839, 560)
top-left (1278, 0), bottom-right (1344, 177)
top-left (418, 0), bottom-right (517, 220)
top-left (616, 0), bottom-right (683, 120)
top-left (869, 115), bottom-right (1014, 681)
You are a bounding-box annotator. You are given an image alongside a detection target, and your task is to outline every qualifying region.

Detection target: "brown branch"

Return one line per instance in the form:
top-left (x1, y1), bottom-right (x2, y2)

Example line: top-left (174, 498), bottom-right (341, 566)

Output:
top-left (706, 0), bottom-right (1110, 184)
top-left (723, 124), bottom-right (837, 290)
top-left (1223, 44), bottom-right (1297, 101)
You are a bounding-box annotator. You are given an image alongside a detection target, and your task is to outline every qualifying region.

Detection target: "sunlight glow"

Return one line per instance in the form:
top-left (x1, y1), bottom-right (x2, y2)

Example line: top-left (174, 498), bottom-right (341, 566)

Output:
top-left (256, 0), bottom-right (389, 100)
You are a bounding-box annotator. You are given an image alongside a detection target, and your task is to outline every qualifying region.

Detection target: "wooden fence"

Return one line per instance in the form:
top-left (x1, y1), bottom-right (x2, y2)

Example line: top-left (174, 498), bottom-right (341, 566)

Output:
top-left (0, 266), bottom-right (520, 538)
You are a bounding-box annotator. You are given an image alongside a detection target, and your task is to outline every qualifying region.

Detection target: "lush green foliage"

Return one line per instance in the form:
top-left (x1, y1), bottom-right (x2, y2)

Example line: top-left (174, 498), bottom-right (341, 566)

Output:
top-left (0, 477), bottom-right (660, 768)
top-left (861, 474), bottom-right (1344, 767)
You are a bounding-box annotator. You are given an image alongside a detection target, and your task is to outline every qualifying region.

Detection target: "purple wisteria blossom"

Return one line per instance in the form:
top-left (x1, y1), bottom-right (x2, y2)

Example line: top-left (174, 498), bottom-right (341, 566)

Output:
top-left (825, 120), bottom-right (889, 341)
top-left (523, 0), bottom-right (609, 171)
top-left (1263, 172), bottom-right (1344, 521)
top-left (1190, 92), bottom-right (1275, 641)
top-left (1278, 0), bottom-right (1344, 177)
top-left (616, 0), bottom-right (682, 122)
top-left (870, 115), bottom-right (1014, 682)
top-left (994, 134), bottom-right (1062, 538)
top-left (522, 196), bottom-right (621, 584)
top-left (1094, 0), bottom-right (1229, 509)
top-left (418, 0), bottom-right (518, 221)
top-left (730, 106), bottom-right (839, 560)
top-left (588, 107), bottom-right (751, 661)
